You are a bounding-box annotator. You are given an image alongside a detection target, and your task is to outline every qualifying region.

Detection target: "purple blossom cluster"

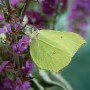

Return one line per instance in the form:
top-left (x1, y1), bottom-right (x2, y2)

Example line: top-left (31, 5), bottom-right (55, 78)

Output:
top-left (25, 0), bottom-right (68, 29)
top-left (0, 78), bottom-right (30, 90)
top-left (12, 35), bottom-right (30, 54)
top-left (0, 14), bottom-right (4, 20)
top-left (0, 0), bottom-right (68, 89)
top-left (26, 10), bottom-right (44, 28)
top-left (41, 0), bottom-right (58, 16)
top-left (68, 0), bottom-right (90, 37)
top-left (0, 0), bottom-right (33, 90)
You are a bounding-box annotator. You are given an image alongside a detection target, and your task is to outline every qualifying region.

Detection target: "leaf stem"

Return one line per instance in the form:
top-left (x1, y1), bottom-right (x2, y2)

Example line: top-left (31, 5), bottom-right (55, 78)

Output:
top-left (22, 0), bottom-right (32, 17)
top-left (50, 1), bottom-right (61, 30)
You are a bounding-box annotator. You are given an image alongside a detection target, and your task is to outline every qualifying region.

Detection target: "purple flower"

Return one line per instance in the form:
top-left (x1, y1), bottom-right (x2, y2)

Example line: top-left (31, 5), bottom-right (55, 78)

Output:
top-left (0, 61), bottom-right (9, 73)
top-left (9, 0), bottom-right (25, 8)
top-left (0, 23), bottom-right (11, 34)
top-left (0, 28), bottom-right (7, 34)
top-left (12, 35), bottom-right (30, 53)
top-left (68, 0), bottom-right (90, 37)
top-left (69, 0), bottom-right (90, 19)
top-left (9, 0), bottom-right (19, 8)
top-left (26, 10), bottom-right (44, 28)
top-left (41, 0), bottom-right (58, 15)
top-left (11, 22), bottom-right (22, 30)
top-left (0, 14), bottom-right (4, 20)
top-left (3, 78), bottom-right (14, 90)
top-left (15, 78), bottom-right (30, 90)
top-left (21, 60), bottom-right (33, 77)
top-left (5, 23), bottom-right (12, 34)
top-left (10, 16), bottom-right (23, 30)
top-left (0, 87), bottom-right (4, 90)
top-left (68, 24), bottom-right (87, 38)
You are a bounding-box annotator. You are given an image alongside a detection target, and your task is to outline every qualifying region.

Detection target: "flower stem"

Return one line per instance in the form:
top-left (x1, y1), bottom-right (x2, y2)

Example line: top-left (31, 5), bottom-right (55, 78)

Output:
top-left (22, 0), bottom-right (32, 17)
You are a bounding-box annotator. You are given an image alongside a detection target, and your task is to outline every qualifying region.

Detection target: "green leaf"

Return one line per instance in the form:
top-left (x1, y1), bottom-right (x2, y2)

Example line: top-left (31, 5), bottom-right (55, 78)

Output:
top-left (18, 3), bottom-right (25, 16)
top-left (39, 70), bottom-right (73, 90)
top-left (29, 1), bottom-right (35, 9)
top-left (6, 70), bottom-right (17, 80)
top-left (31, 78), bottom-right (44, 90)
top-left (3, 9), bottom-right (10, 21)
top-left (0, 4), bottom-right (3, 11)
top-left (29, 30), bottom-right (86, 72)
top-left (5, 0), bottom-right (11, 10)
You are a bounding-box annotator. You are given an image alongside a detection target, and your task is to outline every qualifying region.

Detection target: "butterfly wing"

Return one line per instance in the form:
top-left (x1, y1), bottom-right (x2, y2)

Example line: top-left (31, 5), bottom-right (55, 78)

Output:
top-left (30, 30), bottom-right (86, 72)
